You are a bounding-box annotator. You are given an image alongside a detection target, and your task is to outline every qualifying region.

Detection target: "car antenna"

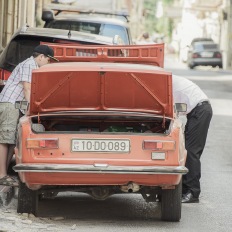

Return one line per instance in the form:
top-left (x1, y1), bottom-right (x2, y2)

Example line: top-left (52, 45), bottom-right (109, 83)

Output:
top-left (68, 25), bottom-right (71, 38)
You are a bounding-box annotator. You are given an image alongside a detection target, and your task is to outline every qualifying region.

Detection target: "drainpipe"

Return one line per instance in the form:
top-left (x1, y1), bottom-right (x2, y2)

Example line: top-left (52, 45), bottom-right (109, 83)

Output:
top-left (19, 0), bottom-right (27, 27)
top-left (6, 0), bottom-right (14, 44)
top-left (27, 0), bottom-right (35, 27)
top-left (0, 0), bottom-right (4, 52)
top-left (14, 0), bottom-right (18, 31)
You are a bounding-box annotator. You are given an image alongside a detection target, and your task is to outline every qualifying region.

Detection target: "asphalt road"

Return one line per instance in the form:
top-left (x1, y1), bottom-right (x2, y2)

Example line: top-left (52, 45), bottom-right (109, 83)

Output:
top-left (0, 55), bottom-right (232, 232)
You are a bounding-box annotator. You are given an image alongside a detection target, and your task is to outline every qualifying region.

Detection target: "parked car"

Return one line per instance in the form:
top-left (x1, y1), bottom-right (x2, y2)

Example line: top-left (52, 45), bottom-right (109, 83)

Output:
top-left (13, 43), bottom-right (187, 222)
top-left (187, 41), bottom-right (223, 69)
top-left (190, 37), bottom-right (214, 45)
top-left (0, 25), bottom-right (123, 92)
top-left (179, 37), bottom-right (214, 63)
top-left (42, 7), bottom-right (132, 45)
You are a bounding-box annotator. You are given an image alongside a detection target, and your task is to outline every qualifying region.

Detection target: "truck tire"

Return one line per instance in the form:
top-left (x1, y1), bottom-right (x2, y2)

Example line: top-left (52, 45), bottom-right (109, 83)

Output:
top-left (161, 180), bottom-right (182, 222)
top-left (17, 181), bottom-right (39, 215)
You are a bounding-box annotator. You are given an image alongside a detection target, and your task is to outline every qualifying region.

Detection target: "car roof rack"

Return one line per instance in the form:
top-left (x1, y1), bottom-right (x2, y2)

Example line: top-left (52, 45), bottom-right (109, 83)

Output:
top-left (41, 43), bottom-right (164, 67)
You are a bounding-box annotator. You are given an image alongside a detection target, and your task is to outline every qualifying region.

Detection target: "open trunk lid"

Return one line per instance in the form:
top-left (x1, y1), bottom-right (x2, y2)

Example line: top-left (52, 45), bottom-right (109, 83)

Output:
top-left (29, 44), bottom-right (173, 118)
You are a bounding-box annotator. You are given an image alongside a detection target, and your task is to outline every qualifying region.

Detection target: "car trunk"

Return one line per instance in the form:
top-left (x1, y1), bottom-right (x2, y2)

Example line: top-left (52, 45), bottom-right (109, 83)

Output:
top-left (29, 62), bottom-right (173, 134)
top-left (30, 113), bottom-right (171, 134)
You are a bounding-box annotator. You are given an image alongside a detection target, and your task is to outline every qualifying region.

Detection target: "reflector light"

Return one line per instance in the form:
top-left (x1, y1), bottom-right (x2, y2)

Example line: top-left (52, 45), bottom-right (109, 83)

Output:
top-left (143, 140), bottom-right (175, 151)
top-left (192, 53), bottom-right (200, 58)
top-left (27, 139), bottom-right (59, 149)
top-left (215, 53), bottom-right (222, 58)
top-left (39, 140), bottom-right (46, 147)
top-left (156, 142), bottom-right (163, 149)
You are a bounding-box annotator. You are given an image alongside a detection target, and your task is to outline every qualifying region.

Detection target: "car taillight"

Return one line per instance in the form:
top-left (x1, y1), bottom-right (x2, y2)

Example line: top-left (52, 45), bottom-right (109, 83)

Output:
top-left (0, 69), bottom-right (11, 82)
top-left (26, 139), bottom-right (59, 149)
top-left (143, 140), bottom-right (175, 151)
top-left (214, 52), bottom-right (222, 58)
top-left (192, 53), bottom-right (200, 58)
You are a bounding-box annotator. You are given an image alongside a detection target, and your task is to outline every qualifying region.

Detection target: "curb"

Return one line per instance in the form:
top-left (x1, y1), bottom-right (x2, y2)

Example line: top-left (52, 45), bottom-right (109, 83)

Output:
top-left (0, 185), bottom-right (15, 207)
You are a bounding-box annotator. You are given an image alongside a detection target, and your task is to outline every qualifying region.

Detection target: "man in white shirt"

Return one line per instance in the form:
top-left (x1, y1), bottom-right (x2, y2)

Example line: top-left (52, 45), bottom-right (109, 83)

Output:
top-left (173, 75), bottom-right (213, 203)
top-left (0, 45), bottom-right (58, 187)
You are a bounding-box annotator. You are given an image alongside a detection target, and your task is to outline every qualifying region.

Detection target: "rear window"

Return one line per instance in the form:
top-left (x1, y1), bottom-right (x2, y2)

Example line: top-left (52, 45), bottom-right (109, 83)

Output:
top-left (203, 44), bottom-right (218, 49)
top-left (6, 39), bottom-right (39, 68)
top-left (0, 38), bottom-right (40, 72)
top-left (193, 43), bottom-right (218, 51)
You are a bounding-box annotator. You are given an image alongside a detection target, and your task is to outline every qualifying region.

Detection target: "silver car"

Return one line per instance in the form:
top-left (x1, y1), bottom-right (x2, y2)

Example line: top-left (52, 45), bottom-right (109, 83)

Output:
top-left (187, 41), bottom-right (223, 69)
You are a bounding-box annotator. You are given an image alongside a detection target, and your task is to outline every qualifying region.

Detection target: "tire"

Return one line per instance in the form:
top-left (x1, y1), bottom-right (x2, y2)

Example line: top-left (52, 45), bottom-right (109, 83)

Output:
top-left (17, 181), bottom-right (39, 215)
top-left (31, 123), bottom-right (45, 132)
top-left (188, 64), bottom-right (195, 69)
top-left (218, 64), bottom-right (223, 69)
top-left (161, 179), bottom-right (182, 222)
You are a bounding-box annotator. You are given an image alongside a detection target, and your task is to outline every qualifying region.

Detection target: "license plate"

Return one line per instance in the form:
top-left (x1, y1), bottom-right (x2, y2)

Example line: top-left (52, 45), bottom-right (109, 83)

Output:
top-left (201, 52), bottom-right (213, 57)
top-left (71, 139), bottom-right (130, 153)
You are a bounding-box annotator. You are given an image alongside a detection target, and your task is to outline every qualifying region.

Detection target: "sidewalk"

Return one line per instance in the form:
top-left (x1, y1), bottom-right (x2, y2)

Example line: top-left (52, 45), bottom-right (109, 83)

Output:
top-left (164, 53), bottom-right (188, 70)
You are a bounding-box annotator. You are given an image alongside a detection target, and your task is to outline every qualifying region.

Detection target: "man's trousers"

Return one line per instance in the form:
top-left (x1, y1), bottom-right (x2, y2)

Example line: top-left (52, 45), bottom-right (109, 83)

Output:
top-left (182, 102), bottom-right (213, 198)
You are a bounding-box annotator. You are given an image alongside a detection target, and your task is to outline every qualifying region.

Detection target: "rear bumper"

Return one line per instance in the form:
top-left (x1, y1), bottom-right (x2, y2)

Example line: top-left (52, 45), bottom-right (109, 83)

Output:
top-left (13, 163), bottom-right (188, 175)
top-left (191, 58), bottom-right (222, 66)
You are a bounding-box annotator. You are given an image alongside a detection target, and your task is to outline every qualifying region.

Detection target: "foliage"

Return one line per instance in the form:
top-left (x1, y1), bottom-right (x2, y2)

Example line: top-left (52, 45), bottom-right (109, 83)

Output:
top-left (143, 0), bottom-right (158, 33)
top-left (143, 0), bottom-right (175, 42)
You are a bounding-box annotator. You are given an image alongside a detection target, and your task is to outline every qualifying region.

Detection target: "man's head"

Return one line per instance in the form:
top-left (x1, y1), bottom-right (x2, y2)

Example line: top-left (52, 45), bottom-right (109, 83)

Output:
top-left (143, 32), bottom-right (149, 39)
top-left (33, 45), bottom-right (58, 67)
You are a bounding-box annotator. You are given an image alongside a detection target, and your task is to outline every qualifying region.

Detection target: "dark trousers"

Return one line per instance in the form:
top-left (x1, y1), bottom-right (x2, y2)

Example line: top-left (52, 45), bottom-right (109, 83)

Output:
top-left (182, 103), bottom-right (213, 198)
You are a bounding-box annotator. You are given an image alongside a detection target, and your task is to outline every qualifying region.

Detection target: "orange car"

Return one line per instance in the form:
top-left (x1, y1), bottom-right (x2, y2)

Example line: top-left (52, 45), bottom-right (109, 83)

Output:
top-left (14, 43), bottom-right (187, 221)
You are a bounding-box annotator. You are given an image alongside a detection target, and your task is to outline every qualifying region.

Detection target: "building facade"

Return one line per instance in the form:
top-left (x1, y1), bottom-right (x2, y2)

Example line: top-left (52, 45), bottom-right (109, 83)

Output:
top-left (0, 0), bottom-right (146, 50)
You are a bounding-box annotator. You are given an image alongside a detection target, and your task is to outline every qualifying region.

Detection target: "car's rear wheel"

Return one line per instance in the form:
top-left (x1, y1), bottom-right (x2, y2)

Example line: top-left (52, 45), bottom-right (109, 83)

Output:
top-left (161, 179), bottom-right (182, 222)
top-left (188, 64), bottom-right (195, 69)
top-left (17, 181), bottom-right (39, 215)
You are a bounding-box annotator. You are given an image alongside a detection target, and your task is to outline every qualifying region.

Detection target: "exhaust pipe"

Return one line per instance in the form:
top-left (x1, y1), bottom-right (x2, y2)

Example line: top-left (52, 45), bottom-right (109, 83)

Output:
top-left (120, 182), bottom-right (140, 193)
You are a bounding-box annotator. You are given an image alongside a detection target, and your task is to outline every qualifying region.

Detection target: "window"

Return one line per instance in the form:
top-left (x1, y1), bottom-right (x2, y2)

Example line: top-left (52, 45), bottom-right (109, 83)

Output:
top-left (46, 20), bottom-right (129, 45)
top-left (47, 21), bottom-right (101, 34)
top-left (100, 24), bottom-right (128, 45)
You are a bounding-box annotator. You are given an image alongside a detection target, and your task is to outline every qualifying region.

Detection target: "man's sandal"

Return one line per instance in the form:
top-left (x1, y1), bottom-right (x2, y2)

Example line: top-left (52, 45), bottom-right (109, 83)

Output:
top-left (0, 175), bottom-right (19, 187)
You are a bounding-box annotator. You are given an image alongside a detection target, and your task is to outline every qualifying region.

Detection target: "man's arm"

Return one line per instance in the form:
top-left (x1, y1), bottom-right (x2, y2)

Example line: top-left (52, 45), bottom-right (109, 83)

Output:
top-left (22, 82), bottom-right (31, 102)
